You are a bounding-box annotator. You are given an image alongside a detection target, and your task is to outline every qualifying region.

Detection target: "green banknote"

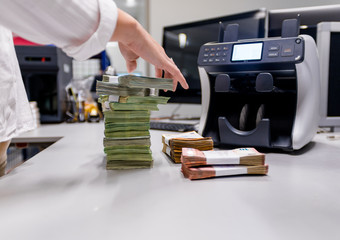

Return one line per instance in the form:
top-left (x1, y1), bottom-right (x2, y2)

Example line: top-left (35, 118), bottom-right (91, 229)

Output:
top-left (105, 117), bottom-right (150, 123)
top-left (119, 96), bottom-right (170, 104)
top-left (104, 130), bottom-right (150, 138)
top-left (104, 110), bottom-right (151, 123)
top-left (96, 80), bottom-right (149, 96)
top-left (104, 145), bottom-right (151, 152)
top-left (106, 161), bottom-right (153, 170)
top-left (103, 74), bottom-right (173, 91)
top-left (109, 102), bottom-right (159, 111)
top-left (103, 110), bottom-right (150, 119)
top-left (106, 153), bottom-right (153, 161)
top-left (105, 122), bottom-right (150, 132)
top-left (104, 148), bottom-right (151, 155)
top-left (103, 137), bottom-right (151, 147)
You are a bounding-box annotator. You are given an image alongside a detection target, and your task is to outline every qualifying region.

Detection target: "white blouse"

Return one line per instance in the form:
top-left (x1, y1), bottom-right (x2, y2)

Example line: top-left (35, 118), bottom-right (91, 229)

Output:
top-left (0, 0), bottom-right (118, 142)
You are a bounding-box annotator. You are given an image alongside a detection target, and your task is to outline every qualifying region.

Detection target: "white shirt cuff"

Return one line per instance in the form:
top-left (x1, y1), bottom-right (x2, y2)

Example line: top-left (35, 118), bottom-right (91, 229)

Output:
top-left (63, 0), bottom-right (118, 61)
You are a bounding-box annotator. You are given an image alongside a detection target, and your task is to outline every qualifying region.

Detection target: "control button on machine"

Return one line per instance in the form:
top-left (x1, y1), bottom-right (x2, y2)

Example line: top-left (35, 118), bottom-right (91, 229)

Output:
top-left (281, 44), bottom-right (295, 57)
top-left (268, 52), bottom-right (279, 57)
top-left (256, 73), bottom-right (274, 92)
top-left (203, 59), bottom-right (208, 63)
top-left (269, 45), bottom-right (280, 51)
top-left (215, 74), bottom-right (230, 92)
top-left (208, 58), bottom-right (214, 63)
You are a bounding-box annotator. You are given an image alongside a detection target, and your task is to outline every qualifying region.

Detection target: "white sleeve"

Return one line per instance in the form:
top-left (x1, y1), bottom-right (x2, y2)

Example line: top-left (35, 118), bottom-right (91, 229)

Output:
top-left (0, 0), bottom-right (118, 60)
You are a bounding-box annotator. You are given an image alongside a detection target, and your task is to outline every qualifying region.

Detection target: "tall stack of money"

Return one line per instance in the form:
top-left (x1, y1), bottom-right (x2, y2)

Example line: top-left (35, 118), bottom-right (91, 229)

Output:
top-left (180, 147), bottom-right (268, 180)
top-left (97, 74), bottom-right (172, 169)
top-left (162, 131), bottom-right (214, 163)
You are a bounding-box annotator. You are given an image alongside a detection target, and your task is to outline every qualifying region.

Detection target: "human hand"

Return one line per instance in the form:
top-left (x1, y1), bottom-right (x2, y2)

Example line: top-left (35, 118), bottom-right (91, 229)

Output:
top-left (112, 9), bottom-right (189, 91)
top-left (118, 42), bottom-right (139, 73)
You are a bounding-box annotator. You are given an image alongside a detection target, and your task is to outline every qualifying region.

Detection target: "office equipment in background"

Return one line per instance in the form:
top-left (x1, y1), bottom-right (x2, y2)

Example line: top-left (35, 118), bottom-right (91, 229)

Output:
top-left (268, 5), bottom-right (340, 40)
top-left (160, 9), bottom-right (267, 104)
top-left (197, 18), bottom-right (320, 150)
top-left (15, 46), bottom-right (73, 123)
top-left (268, 5), bottom-right (340, 131)
top-left (317, 22), bottom-right (340, 131)
top-left (150, 119), bottom-right (198, 132)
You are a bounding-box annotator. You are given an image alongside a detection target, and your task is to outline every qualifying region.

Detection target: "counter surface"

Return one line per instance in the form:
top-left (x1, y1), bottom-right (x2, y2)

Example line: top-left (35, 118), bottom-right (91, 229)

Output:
top-left (0, 123), bottom-right (339, 240)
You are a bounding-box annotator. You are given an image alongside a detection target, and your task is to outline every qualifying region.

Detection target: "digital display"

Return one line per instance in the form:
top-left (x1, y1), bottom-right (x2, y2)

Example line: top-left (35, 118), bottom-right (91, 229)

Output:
top-left (231, 42), bottom-right (263, 61)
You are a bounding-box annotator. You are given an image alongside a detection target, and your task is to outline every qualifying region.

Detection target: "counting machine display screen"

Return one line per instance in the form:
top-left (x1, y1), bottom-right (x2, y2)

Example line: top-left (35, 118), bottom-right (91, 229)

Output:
top-left (231, 42), bottom-right (263, 61)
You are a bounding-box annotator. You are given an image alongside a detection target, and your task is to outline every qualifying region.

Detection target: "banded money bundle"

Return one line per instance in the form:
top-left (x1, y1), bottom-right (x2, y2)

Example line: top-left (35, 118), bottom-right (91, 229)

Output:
top-left (162, 131), bottom-right (214, 163)
top-left (97, 74), bottom-right (172, 169)
top-left (180, 147), bottom-right (268, 180)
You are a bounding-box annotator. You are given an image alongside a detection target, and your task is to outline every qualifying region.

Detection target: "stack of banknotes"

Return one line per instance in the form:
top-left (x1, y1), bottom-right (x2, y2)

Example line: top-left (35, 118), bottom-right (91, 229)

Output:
top-left (181, 147), bottom-right (268, 180)
top-left (162, 131), bottom-right (214, 163)
top-left (97, 74), bottom-right (171, 169)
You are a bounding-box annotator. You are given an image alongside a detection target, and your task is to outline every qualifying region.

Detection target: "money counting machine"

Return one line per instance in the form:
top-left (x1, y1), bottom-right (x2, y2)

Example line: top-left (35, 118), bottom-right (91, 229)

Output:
top-left (197, 19), bottom-right (320, 150)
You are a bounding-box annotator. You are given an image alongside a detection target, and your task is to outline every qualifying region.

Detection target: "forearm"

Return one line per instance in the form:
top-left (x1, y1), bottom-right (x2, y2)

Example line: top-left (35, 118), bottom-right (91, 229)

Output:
top-left (111, 9), bottom-right (140, 45)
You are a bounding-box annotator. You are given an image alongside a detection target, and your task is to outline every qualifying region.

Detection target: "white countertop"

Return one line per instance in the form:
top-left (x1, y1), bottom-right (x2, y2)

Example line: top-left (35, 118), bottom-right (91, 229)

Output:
top-left (0, 123), bottom-right (340, 240)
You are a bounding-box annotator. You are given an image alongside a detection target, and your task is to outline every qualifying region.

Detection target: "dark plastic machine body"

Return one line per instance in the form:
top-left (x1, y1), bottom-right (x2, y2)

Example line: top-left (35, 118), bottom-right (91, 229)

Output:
top-left (197, 22), bottom-right (320, 151)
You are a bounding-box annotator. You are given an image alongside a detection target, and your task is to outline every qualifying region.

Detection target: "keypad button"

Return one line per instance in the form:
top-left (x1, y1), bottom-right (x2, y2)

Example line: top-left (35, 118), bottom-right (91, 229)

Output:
top-left (268, 52), bottom-right (279, 57)
top-left (269, 45), bottom-right (280, 51)
top-left (282, 44), bottom-right (294, 57)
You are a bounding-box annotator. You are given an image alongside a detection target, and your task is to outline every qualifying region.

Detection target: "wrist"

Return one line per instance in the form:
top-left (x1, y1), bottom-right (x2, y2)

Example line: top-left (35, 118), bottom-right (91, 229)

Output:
top-left (110, 9), bottom-right (140, 45)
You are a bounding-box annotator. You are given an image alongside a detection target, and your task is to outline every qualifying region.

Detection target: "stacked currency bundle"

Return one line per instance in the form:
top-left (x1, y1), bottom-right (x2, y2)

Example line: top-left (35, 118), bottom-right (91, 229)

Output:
top-left (162, 131), bottom-right (214, 163)
top-left (180, 147), bottom-right (268, 180)
top-left (97, 74), bottom-right (172, 169)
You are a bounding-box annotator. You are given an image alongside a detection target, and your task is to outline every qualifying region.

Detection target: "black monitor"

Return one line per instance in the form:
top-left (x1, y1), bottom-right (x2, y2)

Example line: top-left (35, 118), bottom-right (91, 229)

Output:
top-left (160, 9), bottom-right (267, 104)
top-left (268, 4), bottom-right (340, 40)
top-left (269, 5), bottom-right (340, 130)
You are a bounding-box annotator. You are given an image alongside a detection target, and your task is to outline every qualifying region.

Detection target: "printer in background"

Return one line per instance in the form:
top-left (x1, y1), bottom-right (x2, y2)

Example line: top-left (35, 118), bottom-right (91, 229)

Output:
top-left (15, 45), bottom-right (73, 123)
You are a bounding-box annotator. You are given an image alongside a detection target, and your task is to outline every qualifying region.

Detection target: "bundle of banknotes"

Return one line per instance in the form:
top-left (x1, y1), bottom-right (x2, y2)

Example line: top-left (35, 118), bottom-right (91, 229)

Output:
top-left (97, 74), bottom-right (172, 169)
top-left (180, 147), bottom-right (268, 180)
top-left (162, 131), bottom-right (214, 163)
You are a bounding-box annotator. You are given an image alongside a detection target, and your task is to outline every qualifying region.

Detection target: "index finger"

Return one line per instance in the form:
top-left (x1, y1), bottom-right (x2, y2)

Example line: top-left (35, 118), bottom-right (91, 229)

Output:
top-left (164, 60), bottom-right (189, 91)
